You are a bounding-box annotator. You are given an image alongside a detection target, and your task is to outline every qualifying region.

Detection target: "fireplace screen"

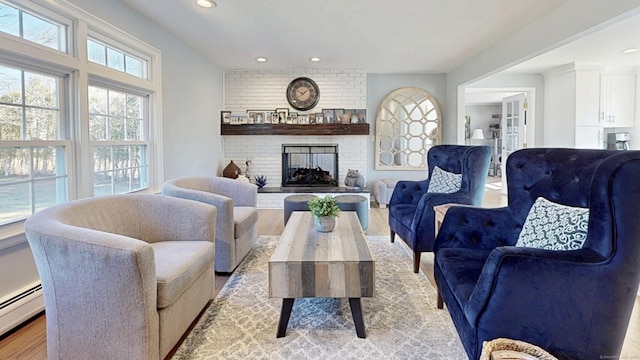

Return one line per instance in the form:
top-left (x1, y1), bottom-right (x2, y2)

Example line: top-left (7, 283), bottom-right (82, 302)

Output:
top-left (282, 144), bottom-right (339, 187)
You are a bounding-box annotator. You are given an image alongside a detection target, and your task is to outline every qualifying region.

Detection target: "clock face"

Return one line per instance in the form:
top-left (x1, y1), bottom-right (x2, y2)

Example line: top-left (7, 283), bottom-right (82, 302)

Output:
top-left (286, 77), bottom-right (320, 111)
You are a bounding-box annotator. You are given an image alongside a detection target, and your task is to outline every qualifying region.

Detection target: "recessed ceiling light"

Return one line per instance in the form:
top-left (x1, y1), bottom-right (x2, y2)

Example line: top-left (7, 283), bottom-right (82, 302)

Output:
top-left (309, 57), bottom-right (321, 62)
top-left (256, 57), bottom-right (267, 62)
top-left (622, 48), bottom-right (638, 54)
top-left (196, 0), bottom-right (216, 8)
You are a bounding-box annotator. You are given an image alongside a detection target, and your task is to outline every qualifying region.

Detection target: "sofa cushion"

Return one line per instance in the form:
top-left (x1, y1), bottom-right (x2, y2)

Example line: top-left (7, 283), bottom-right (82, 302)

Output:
top-left (436, 247), bottom-right (492, 309)
top-left (427, 166), bottom-right (462, 194)
top-left (152, 241), bottom-right (214, 309)
top-left (516, 197), bottom-right (589, 251)
top-left (234, 206), bottom-right (259, 238)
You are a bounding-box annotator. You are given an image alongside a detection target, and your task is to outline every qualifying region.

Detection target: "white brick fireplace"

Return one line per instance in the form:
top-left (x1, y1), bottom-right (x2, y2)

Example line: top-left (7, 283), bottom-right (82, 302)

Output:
top-left (223, 69), bottom-right (369, 208)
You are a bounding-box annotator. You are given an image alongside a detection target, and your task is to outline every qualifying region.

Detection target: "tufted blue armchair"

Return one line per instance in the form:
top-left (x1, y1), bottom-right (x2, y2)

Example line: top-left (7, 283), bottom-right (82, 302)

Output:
top-left (388, 145), bottom-right (492, 273)
top-left (434, 148), bottom-right (640, 359)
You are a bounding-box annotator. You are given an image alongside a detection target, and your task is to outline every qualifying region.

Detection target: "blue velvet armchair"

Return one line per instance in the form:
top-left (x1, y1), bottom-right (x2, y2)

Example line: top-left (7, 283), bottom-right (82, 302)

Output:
top-left (389, 145), bottom-right (492, 273)
top-left (434, 148), bottom-right (640, 359)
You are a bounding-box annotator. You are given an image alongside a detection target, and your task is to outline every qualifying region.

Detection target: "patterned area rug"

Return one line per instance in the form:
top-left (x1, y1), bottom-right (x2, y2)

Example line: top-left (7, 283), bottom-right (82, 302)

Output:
top-left (172, 236), bottom-right (466, 360)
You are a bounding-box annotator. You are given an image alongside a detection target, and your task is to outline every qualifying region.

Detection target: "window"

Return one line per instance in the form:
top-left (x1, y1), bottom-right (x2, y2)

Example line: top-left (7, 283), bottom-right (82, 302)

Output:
top-left (0, 0), bottom-right (162, 229)
top-left (0, 3), bottom-right (67, 52)
top-left (87, 38), bottom-right (147, 79)
top-left (89, 86), bottom-right (148, 196)
top-left (0, 64), bottom-right (68, 225)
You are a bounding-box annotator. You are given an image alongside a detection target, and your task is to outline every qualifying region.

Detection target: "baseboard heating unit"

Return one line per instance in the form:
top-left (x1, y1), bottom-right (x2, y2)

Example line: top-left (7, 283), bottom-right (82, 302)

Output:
top-left (0, 282), bottom-right (44, 337)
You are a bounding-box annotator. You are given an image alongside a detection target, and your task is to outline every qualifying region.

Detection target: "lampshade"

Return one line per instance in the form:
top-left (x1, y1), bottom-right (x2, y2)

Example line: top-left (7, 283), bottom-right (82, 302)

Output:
top-left (471, 128), bottom-right (485, 140)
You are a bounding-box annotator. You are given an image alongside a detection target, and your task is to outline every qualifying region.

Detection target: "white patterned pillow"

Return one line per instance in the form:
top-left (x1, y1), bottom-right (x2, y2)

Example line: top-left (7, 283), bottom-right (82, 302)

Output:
top-left (427, 166), bottom-right (462, 194)
top-left (516, 197), bottom-right (589, 250)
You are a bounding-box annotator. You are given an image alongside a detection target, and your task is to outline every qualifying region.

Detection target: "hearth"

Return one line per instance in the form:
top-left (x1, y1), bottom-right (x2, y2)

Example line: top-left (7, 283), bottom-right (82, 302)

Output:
top-left (282, 144), bottom-right (338, 187)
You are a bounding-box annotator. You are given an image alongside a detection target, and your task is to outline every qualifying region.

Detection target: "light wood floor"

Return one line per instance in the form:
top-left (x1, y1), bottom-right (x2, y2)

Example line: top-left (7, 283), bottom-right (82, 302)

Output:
top-left (1, 189), bottom-right (638, 359)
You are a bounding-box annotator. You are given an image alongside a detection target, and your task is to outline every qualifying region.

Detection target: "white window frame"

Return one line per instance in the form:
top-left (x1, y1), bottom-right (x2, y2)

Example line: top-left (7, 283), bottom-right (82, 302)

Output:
top-left (0, 0), bottom-right (163, 240)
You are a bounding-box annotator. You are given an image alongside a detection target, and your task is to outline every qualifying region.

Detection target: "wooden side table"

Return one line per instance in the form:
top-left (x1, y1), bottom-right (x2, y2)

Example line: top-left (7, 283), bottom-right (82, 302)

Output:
top-left (434, 203), bottom-right (456, 237)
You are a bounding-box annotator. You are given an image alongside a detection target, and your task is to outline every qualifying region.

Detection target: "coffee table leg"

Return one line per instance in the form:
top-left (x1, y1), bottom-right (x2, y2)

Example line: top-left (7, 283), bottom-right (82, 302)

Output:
top-left (277, 298), bottom-right (295, 338)
top-left (349, 298), bottom-right (366, 338)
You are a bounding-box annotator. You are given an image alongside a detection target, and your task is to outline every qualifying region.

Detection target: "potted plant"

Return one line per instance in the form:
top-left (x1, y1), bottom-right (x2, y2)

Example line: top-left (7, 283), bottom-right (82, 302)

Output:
top-left (307, 195), bottom-right (341, 232)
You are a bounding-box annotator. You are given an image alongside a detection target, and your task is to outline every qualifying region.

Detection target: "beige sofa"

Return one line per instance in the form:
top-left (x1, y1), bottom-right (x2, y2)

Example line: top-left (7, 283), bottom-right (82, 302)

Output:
top-left (24, 194), bottom-right (217, 360)
top-left (161, 176), bottom-right (258, 273)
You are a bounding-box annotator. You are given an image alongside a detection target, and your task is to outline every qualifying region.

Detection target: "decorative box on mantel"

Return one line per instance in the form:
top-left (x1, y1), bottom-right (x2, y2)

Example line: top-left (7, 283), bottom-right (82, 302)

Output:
top-left (221, 123), bottom-right (369, 136)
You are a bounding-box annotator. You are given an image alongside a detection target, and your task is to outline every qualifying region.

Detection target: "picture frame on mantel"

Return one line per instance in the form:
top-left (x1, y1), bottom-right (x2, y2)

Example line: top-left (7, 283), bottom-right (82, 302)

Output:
top-left (248, 110), bottom-right (270, 124)
top-left (221, 111), bottom-right (231, 124)
top-left (322, 109), bottom-right (335, 123)
top-left (276, 108), bottom-right (288, 124)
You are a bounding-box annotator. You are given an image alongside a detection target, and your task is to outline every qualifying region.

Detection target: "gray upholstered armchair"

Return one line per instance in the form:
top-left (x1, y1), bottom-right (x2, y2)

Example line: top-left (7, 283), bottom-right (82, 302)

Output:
top-left (24, 194), bottom-right (217, 360)
top-left (161, 176), bottom-right (259, 273)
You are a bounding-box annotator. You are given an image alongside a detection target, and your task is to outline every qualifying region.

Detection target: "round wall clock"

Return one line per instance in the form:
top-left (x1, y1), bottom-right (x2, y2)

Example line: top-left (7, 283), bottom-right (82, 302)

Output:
top-left (286, 77), bottom-right (320, 111)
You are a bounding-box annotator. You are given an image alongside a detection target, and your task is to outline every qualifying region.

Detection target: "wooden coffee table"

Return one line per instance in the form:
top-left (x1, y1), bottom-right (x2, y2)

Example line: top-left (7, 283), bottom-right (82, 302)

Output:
top-left (268, 211), bottom-right (375, 338)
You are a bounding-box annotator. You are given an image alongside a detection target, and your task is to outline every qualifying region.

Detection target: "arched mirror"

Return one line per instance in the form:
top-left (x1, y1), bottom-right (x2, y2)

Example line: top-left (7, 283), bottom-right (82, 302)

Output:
top-left (375, 87), bottom-right (442, 170)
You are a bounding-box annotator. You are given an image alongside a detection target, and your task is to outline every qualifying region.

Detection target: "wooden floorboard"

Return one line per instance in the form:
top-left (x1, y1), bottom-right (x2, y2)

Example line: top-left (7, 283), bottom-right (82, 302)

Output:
top-left (1, 196), bottom-right (638, 359)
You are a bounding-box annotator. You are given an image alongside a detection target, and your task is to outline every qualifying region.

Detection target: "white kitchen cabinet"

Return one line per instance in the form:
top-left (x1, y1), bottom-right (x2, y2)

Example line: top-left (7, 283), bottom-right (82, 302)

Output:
top-left (601, 74), bottom-right (636, 128)
top-left (575, 70), bottom-right (602, 126)
top-left (575, 126), bottom-right (603, 149)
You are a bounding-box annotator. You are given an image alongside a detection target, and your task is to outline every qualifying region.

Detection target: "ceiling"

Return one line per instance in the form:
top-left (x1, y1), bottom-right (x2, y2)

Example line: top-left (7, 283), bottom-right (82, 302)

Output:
top-left (120, 0), bottom-right (639, 105)
top-left (466, 10), bottom-right (640, 104)
top-left (120, 0), bottom-right (571, 73)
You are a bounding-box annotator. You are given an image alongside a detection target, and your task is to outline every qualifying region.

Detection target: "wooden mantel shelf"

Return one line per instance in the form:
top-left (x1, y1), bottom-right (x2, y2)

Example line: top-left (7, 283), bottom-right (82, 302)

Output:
top-left (221, 123), bottom-right (370, 136)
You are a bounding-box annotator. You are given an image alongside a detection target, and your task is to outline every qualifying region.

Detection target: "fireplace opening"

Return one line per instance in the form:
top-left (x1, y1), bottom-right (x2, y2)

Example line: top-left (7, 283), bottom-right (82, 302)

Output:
top-left (282, 144), bottom-right (339, 187)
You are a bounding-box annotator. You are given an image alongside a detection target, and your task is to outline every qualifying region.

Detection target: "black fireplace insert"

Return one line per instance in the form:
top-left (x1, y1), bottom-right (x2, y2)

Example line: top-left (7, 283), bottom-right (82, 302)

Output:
top-left (282, 144), bottom-right (338, 187)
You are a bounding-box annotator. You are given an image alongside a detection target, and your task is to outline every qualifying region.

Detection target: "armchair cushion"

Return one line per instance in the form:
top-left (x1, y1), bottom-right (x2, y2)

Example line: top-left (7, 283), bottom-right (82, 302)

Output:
top-left (427, 166), bottom-right (462, 193)
top-left (152, 241), bottom-right (215, 309)
top-left (516, 197), bottom-right (589, 251)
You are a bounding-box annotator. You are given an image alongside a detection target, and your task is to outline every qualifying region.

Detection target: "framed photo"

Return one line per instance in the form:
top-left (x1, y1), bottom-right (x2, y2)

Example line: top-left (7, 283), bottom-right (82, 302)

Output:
top-left (290, 112), bottom-right (298, 124)
top-left (248, 110), bottom-right (270, 124)
top-left (309, 113), bottom-right (316, 124)
top-left (267, 111), bottom-right (278, 124)
top-left (334, 109), bottom-right (346, 124)
top-left (229, 112), bottom-right (248, 125)
top-left (276, 108), bottom-right (289, 124)
top-left (342, 109), bottom-right (355, 124)
top-left (315, 113), bottom-right (324, 124)
top-left (355, 109), bottom-right (367, 123)
top-left (322, 109), bottom-right (335, 123)
top-left (221, 111), bottom-right (231, 124)
top-left (299, 114), bottom-right (309, 125)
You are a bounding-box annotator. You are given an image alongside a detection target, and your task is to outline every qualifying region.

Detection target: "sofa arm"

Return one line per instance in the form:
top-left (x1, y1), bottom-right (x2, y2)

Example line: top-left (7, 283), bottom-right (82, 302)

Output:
top-left (434, 206), bottom-right (521, 251)
top-left (137, 195), bottom-right (217, 244)
top-left (463, 246), bottom-right (607, 326)
top-left (24, 223), bottom-right (160, 360)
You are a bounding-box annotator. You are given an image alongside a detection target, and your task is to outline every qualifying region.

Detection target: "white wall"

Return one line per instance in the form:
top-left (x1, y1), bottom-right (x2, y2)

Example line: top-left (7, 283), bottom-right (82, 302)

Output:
top-left (366, 73), bottom-right (447, 183)
top-left (223, 69), bottom-right (368, 198)
top-left (68, 0), bottom-right (225, 180)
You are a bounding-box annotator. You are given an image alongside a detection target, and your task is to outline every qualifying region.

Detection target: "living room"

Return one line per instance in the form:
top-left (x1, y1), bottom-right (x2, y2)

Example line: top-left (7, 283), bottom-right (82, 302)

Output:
top-left (1, 0), bottom-right (640, 359)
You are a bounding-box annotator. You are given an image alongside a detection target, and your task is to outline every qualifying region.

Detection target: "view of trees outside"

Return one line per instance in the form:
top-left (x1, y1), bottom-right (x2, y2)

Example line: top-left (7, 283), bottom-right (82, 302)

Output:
top-left (0, 3), bottom-right (64, 51)
top-left (88, 38), bottom-right (145, 79)
top-left (89, 86), bottom-right (148, 196)
top-left (0, 64), bottom-right (65, 225)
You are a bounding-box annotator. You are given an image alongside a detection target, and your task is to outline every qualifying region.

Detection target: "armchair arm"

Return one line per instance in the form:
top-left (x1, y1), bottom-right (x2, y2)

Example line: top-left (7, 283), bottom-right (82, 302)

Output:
top-left (24, 222), bottom-right (160, 359)
top-left (389, 179), bottom-right (429, 206)
top-left (464, 246), bottom-right (607, 326)
top-left (434, 206), bottom-right (521, 251)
